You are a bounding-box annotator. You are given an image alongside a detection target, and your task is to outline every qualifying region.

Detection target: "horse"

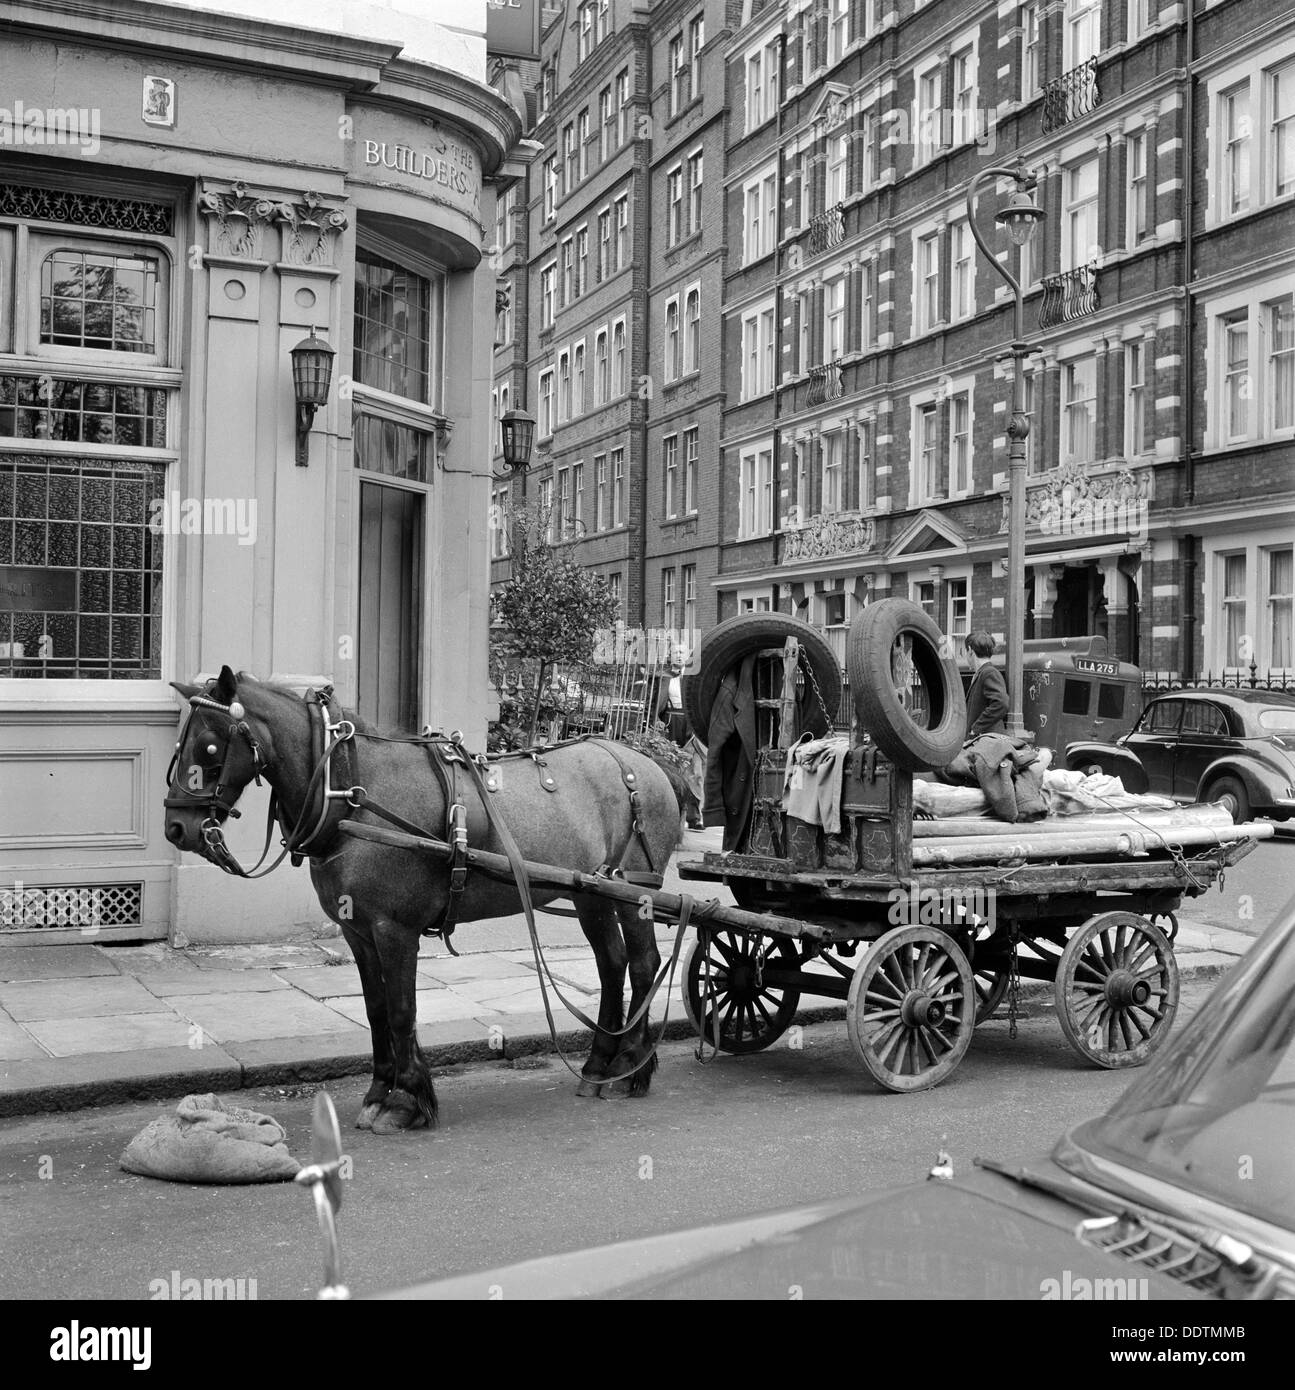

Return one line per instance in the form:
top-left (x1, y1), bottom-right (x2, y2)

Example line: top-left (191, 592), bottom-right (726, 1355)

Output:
top-left (162, 666), bottom-right (684, 1134)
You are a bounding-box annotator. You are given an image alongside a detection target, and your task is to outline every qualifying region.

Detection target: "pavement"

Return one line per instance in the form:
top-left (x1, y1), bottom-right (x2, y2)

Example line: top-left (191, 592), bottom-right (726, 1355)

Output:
top-left (0, 827), bottom-right (1259, 1118)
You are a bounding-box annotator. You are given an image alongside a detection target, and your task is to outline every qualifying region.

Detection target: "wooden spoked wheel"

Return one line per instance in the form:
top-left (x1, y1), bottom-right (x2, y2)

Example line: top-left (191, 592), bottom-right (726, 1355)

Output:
top-left (1054, 912), bottom-right (1179, 1069)
top-left (846, 926), bottom-right (975, 1092)
top-left (682, 929), bottom-right (802, 1054)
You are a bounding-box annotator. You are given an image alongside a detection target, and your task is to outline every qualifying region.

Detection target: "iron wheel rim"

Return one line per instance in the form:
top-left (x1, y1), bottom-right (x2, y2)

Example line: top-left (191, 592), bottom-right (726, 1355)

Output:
top-left (846, 926), bottom-right (974, 1092)
top-left (1055, 912), bottom-right (1179, 1069)
top-left (683, 929), bottom-right (801, 1054)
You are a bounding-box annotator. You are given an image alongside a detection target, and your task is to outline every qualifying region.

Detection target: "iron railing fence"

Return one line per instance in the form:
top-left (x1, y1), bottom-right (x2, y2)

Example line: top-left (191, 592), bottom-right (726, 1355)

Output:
top-left (490, 649), bottom-right (679, 748)
top-left (1142, 669), bottom-right (1295, 694)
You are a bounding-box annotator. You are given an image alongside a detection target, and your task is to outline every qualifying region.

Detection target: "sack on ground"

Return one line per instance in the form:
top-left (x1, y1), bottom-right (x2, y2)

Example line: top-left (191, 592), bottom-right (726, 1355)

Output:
top-left (120, 1092), bottom-right (301, 1184)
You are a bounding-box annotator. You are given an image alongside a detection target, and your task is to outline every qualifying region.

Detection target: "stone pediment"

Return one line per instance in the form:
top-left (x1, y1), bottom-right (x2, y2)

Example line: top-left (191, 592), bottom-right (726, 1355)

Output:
top-left (887, 508), bottom-right (969, 561)
top-left (808, 83), bottom-right (853, 131)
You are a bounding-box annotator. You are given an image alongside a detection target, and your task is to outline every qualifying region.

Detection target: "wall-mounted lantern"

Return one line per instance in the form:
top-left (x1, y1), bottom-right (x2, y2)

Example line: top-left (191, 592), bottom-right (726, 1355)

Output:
top-left (495, 407), bottom-right (536, 480)
top-left (290, 328), bottom-right (336, 466)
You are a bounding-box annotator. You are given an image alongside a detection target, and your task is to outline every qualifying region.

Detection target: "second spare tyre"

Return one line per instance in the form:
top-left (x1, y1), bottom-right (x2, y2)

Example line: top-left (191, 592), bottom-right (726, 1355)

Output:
top-left (682, 612), bottom-right (842, 741)
top-left (847, 598), bottom-right (965, 770)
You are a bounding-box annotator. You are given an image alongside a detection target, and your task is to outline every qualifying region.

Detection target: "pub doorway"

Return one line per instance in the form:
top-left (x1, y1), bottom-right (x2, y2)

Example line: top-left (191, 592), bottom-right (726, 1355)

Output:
top-left (356, 479), bottom-right (422, 733)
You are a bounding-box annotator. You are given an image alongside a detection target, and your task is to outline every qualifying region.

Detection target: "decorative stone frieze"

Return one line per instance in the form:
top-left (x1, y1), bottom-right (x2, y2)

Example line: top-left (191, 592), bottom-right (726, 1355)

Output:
top-left (783, 511), bottom-right (876, 564)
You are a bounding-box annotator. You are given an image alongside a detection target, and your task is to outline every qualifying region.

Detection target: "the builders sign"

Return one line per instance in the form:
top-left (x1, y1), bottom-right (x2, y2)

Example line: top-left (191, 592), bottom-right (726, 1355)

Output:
top-left (487, 0), bottom-right (541, 61)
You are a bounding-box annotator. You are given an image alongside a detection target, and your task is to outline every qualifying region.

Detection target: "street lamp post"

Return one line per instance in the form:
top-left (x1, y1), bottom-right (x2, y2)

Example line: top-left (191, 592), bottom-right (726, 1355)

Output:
top-left (965, 162), bottom-right (1044, 741)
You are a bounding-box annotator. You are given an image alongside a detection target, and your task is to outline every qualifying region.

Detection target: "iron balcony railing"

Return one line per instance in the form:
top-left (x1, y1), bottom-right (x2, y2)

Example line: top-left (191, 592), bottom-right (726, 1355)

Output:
top-left (1039, 262), bottom-right (1100, 328)
top-left (808, 204), bottom-right (846, 256)
top-left (805, 361), bottom-right (845, 406)
top-left (1041, 57), bottom-right (1100, 134)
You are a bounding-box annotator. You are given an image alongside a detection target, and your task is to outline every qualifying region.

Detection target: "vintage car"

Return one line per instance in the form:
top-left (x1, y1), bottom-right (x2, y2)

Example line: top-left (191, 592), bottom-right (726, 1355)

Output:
top-left (387, 897), bottom-right (1295, 1300)
top-left (1066, 688), bottom-right (1295, 823)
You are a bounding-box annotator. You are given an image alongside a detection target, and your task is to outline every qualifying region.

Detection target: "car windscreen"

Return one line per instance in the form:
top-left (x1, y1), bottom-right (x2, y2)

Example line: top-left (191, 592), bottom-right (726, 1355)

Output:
top-left (1061, 924), bottom-right (1295, 1231)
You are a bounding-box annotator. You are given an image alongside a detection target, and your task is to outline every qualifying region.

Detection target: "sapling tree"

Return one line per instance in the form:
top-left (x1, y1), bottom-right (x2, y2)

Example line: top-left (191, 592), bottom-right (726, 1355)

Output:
top-left (490, 500), bottom-right (617, 744)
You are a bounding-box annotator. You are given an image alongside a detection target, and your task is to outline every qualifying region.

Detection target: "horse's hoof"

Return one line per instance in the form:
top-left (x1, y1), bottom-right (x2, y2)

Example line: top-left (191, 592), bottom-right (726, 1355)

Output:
top-left (369, 1087), bottom-right (432, 1134)
top-left (575, 1078), bottom-right (607, 1099)
top-left (354, 1102), bottom-right (384, 1131)
top-left (370, 1106), bottom-right (430, 1135)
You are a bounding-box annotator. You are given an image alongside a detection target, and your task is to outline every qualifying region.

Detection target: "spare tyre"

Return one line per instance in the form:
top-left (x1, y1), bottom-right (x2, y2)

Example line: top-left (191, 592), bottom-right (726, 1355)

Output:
top-left (847, 599), bottom-right (965, 770)
top-left (683, 612), bottom-right (841, 741)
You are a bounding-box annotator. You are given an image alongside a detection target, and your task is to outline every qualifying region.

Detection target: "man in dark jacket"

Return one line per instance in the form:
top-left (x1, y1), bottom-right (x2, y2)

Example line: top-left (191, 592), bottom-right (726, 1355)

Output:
top-left (963, 629), bottom-right (1008, 739)
top-left (702, 654), bottom-right (759, 850)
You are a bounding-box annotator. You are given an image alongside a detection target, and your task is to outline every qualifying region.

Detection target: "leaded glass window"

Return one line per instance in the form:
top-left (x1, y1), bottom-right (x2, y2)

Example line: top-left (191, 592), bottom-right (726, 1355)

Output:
top-left (0, 373), bottom-right (167, 447)
top-left (353, 250), bottom-right (437, 404)
top-left (0, 455), bottom-right (165, 678)
top-left (353, 413), bottom-right (430, 483)
top-left (39, 249), bottom-right (159, 353)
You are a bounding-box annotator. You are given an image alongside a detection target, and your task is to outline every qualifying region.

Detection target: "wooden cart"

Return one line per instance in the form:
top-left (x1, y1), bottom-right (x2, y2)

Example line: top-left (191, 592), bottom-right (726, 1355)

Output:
top-left (670, 634), bottom-right (1269, 1092)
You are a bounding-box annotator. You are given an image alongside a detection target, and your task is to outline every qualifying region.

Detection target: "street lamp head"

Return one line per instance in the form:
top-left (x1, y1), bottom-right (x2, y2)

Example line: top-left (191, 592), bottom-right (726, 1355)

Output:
top-left (996, 188), bottom-right (1044, 246)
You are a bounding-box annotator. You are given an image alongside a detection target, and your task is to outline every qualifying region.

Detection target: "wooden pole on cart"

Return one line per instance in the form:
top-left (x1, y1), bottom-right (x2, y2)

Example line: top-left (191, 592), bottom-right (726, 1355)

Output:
top-left (338, 819), bottom-right (834, 941)
top-left (779, 636), bottom-right (800, 749)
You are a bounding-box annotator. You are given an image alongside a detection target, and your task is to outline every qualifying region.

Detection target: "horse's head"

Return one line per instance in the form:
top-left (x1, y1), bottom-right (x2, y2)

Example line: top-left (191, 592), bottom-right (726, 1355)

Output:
top-left (163, 665), bottom-right (273, 867)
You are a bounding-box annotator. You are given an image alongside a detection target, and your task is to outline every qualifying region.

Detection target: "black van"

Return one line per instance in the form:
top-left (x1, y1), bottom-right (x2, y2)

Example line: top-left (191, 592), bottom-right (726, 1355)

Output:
top-left (957, 635), bottom-right (1143, 755)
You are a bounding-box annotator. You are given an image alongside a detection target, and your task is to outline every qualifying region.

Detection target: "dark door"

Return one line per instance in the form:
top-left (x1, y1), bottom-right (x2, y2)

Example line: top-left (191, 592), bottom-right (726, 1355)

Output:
top-left (1173, 698), bottom-right (1231, 801)
top-left (1125, 697), bottom-right (1184, 797)
top-left (357, 480), bottom-right (422, 733)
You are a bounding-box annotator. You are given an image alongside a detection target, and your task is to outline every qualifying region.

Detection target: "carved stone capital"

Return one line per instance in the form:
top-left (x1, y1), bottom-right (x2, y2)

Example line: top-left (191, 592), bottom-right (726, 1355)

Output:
top-left (198, 182), bottom-right (349, 264)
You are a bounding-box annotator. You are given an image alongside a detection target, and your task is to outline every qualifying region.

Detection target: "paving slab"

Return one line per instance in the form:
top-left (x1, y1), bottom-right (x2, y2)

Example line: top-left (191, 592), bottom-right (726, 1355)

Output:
top-left (0, 1013), bottom-right (46, 1061)
top-left (0, 1044), bottom-right (241, 1116)
top-left (0, 944), bottom-right (120, 982)
top-left (0, 976), bottom-right (174, 1022)
top-left (221, 1030), bottom-right (374, 1085)
top-left (143, 969), bottom-right (293, 997)
top-left (22, 1011), bottom-right (200, 1057)
top-left (443, 975), bottom-right (551, 1005)
top-left (416, 955), bottom-right (536, 984)
top-left (185, 943), bottom-right (337, 971)
top-left (271, 965), bottom-right (365, 998)
top-left (163, 990), bottom-right (358, 1043)
top-left (472, 989), bottom-right (599, 1015)
top-left (95, 943), bottom-right (203, 975)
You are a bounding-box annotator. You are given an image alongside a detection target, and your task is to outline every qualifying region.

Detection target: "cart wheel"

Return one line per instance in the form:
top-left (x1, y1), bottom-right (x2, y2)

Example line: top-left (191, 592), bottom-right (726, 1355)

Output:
top-left (846, 926), bottom-right (975, 1092)
top-left (683, 929), bottom-right (802, 1054)
top-left (1054, 912), bottom-right (1179, 1069)
top-left (973, 968), bottom-right (1009, 1024)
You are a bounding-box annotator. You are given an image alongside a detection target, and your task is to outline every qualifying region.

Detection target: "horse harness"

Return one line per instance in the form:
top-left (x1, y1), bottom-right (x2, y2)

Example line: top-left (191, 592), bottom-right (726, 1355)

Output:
top-left (166, 682), bottom-right (664, 951)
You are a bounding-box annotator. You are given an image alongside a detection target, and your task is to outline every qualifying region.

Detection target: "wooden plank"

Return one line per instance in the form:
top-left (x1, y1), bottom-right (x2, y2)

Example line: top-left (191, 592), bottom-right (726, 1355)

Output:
top-left (338, 819), bottom-right (834, 941)
top-left (912, 806), bottom-right (1234, 837)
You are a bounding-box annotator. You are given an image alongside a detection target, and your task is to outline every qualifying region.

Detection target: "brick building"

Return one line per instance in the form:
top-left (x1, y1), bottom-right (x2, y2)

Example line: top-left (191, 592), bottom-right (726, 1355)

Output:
top-left (495, 0), bottom-right (1294, 695)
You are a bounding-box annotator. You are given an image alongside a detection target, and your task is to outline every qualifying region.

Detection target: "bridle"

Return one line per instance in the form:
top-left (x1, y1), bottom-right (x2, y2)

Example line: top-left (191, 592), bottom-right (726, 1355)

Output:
top-left (164, 683), bottom-right (359, 878)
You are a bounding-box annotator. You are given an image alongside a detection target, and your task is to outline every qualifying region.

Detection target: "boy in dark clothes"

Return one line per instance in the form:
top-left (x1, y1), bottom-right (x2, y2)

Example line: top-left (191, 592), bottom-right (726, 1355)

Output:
top-left (963, 629), bottom-right (1008, 739)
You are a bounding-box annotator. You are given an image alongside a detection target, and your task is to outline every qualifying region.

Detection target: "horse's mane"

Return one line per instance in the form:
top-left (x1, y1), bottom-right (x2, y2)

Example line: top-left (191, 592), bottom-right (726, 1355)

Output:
top-left (236, 673), bottom-right (386, 740)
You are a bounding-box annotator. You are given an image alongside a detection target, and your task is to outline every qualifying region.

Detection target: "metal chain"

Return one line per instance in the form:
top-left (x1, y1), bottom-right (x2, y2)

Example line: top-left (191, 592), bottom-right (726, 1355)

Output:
top-left (1007, 924), bottom-right (1022, 1042)
top-left (799, 651), bottom-right (833, 728)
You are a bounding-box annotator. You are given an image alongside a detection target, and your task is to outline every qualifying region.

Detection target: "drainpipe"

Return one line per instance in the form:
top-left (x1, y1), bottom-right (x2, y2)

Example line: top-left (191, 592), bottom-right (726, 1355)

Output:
top-left (1179, 6), bottom-right (1198, 683)
top-left (1182, 2), bottom-right (1197, 505)
top-left (772, 30), bottom-right (788, 611)
top-left (1181, 533), bottom-right (1197, 683)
